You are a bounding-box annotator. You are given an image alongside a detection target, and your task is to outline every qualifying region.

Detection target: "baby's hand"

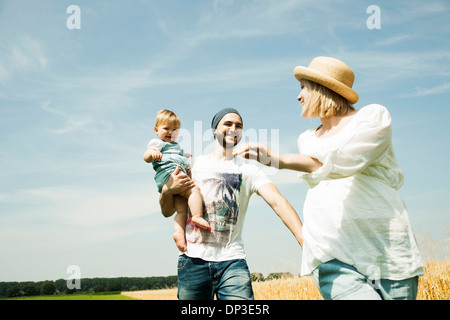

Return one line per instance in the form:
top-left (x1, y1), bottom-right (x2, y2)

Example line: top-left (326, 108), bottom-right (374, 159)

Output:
top-left (149, 149), bottom-right (163, 161)
top-left (184, 153), bottom-right (192, 158)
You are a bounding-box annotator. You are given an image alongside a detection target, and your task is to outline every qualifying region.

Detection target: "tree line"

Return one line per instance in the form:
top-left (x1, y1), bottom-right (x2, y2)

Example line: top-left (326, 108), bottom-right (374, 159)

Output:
top-left (0, 272), bottom-right (294, 298)
top-left (0, 275), bottom-right (177, 298)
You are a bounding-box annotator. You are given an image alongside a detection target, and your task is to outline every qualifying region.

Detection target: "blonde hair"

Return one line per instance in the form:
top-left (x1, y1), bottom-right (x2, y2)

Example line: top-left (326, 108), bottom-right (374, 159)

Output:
top-left (302, 80), bottom-right (354, 118)
top-left (154, 109), bottom-right (180, 128)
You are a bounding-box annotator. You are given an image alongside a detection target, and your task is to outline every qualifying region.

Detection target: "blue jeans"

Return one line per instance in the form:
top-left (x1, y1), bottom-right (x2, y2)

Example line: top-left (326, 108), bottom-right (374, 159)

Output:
top-left (177, 254), bottom-right (254, 300)
top-left (312, 259), bottom-right (419, 300)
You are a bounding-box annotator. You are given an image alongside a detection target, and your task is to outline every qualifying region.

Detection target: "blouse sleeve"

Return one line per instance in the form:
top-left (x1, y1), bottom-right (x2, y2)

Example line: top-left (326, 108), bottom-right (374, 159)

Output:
top-left (147, 139), bottom-right (164, 151)
top-left (298, 104), bottom-right (392, 188)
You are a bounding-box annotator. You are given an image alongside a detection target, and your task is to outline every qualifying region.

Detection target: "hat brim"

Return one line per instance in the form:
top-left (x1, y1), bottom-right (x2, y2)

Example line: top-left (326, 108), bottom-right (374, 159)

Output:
top-left (294, 66), bottom-right (359, 104)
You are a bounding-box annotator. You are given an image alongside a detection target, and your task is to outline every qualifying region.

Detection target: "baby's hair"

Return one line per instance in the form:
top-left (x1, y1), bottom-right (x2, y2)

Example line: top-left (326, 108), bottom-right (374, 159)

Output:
top-left (155, 109), bottom-right (181, 128)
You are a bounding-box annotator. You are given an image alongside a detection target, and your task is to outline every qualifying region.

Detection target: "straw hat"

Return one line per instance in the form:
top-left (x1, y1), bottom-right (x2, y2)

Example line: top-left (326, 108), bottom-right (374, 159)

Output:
top-left (294, 56), bottom-right (359, 104)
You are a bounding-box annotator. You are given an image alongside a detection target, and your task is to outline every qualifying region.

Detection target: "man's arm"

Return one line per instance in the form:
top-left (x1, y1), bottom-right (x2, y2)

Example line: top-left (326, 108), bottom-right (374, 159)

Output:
top-left (257, 183), bottom-right (303, 248)
top-left (159, 166), bottom-right (195, 217)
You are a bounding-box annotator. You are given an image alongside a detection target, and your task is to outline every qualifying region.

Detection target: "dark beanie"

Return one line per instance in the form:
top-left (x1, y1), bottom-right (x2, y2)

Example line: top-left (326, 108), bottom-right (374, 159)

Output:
top-left (211, 108), bottom-right (243, 130)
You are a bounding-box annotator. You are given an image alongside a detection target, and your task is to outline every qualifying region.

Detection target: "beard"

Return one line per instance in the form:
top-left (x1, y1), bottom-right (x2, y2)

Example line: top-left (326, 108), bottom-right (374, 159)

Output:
top-left (216, 132), bottom-right (240, 148)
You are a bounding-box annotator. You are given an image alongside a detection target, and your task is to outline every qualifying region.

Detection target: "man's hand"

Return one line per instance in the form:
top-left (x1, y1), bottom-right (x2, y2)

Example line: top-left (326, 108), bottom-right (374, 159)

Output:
top-left (163, 166), bottom-right (195, 194)
top-left (160, 166), bottom-right (195, 217)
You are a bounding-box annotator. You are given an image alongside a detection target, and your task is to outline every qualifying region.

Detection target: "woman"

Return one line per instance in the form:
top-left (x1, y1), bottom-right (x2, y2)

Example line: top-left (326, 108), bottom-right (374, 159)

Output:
top-left (235, 56), bottom-right (423, 300)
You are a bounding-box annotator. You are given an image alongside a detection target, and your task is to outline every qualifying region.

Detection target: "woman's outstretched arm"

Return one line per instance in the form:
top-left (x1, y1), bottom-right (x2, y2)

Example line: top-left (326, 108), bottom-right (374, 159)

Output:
top-left (234, 142), bottom-right (322, 173)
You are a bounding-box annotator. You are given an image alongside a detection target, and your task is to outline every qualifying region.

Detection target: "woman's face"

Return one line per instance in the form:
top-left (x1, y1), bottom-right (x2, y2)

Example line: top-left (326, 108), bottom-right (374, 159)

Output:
top-left (297, 82), bottom-right (311, 117)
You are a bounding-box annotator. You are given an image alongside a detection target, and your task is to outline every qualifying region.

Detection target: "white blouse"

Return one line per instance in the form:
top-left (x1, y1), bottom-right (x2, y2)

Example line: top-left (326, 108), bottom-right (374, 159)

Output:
top-left (297, 104), bottom-right (423, 280)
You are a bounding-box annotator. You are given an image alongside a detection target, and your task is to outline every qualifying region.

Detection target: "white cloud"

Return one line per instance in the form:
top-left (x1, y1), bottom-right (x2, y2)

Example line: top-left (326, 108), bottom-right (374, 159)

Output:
top-left (62, 189), bottom-right (159, 227)
top-left (1, 184), bottom-right (160, 224)
top-left (326, 49), bottom-right (450, 91)
top-left (0, 63), bottom-right (9, 82)
top-left (145, 0), bottom-right (316, 72)
top-left (0, 37), bottom-right (47, 78)
top-left (41, 101), bottom-right (93, 134)
top-left (0, 182), bottom-right (166, 281)
top-left (374, 34), bottom-right (411, 47)
top-left (402, 83), bottom-right (450, 97)
top-left (0, 183), bottom-right (163, 251)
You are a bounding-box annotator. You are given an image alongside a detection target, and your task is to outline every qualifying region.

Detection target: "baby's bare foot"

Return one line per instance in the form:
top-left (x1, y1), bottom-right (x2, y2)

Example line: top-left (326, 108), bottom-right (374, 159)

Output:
top-left (191, 216), bottom-right (211, 230)
top-left (173, 231), bottom-right (187, 252)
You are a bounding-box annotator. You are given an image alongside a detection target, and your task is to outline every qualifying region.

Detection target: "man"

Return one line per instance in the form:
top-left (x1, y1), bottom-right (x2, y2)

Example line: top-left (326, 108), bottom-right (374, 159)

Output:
top-left (159, 108), bottom-right (303, 300)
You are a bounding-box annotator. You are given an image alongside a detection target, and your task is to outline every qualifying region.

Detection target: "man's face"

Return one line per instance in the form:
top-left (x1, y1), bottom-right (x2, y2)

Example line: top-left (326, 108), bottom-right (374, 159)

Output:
top-left (214, 113), bottom-right (243, 148)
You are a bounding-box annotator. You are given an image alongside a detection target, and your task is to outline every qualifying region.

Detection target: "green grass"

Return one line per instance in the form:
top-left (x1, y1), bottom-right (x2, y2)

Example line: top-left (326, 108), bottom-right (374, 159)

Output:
top-left (4, 293), bottom-right (136, 300)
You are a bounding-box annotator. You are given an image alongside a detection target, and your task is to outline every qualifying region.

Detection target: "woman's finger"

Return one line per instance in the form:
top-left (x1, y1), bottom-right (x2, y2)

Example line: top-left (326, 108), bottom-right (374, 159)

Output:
top-left (233, 142), bottom-right (257, 156)
top-left (241, 152), bottom-right (259, 161)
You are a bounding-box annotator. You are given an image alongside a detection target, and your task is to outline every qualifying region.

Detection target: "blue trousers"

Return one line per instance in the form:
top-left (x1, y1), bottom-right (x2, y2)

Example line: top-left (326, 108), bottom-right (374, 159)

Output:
top-left (312, 259), bottom-right (419, 300)
top-left (177, 254), bottom-right (254, 300)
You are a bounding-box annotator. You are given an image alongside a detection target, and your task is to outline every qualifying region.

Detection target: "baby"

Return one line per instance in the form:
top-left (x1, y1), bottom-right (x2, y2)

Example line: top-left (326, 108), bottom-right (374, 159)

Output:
top-left (143, 109), bottom-right (210, 252)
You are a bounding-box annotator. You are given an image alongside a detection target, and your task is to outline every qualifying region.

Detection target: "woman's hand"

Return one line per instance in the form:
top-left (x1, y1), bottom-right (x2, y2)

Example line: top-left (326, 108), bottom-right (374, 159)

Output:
top-left (233, 142), bottom-right (279, 167)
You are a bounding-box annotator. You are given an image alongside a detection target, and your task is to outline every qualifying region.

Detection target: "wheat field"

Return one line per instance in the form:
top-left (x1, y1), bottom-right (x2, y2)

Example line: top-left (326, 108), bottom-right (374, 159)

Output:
top-left (122, 259), bottom-right (449, 300)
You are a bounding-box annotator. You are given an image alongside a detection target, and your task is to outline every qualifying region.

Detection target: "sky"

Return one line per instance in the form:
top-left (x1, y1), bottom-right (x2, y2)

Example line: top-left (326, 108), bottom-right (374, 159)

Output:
top-left (0, 0), bottom-right (449, 283)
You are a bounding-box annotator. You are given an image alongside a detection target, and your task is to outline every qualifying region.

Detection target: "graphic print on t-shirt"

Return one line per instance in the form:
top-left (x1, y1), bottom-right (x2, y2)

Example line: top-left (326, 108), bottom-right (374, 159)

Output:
top-left (186, 172), bottom-right (242, 247)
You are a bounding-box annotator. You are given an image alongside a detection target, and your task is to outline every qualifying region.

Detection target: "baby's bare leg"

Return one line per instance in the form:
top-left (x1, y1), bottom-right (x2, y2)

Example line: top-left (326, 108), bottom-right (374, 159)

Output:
top-left (182, 186), bottom-right (210, 230)
top-left (173, 195), bottom-right (187, 252)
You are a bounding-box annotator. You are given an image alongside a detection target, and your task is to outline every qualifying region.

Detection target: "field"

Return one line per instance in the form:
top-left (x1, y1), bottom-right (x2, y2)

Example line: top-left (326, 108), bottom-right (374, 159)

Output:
top-left (3, 259), bottom-right (447, 300)
top-left (121, 259), bottom-right (449, 300)
top-left (5, 293), bottom-right (134, 300)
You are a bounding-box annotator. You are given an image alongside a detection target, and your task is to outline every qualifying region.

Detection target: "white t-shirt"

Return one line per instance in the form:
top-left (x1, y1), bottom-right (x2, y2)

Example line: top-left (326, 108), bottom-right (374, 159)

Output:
top-left (297, 104), bottom-right (424, 280)
top-left (184, 155), bottom-right (271, 261)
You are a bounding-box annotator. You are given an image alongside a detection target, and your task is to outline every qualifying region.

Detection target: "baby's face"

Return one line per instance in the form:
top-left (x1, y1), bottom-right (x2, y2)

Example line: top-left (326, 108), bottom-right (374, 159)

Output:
top-left (154, 123), bottom-right (180, 143)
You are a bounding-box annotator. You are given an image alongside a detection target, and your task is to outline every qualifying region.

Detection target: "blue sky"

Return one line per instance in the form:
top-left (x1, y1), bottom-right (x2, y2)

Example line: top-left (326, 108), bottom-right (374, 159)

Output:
top-left (0, 0), bottom-right (449, 282)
